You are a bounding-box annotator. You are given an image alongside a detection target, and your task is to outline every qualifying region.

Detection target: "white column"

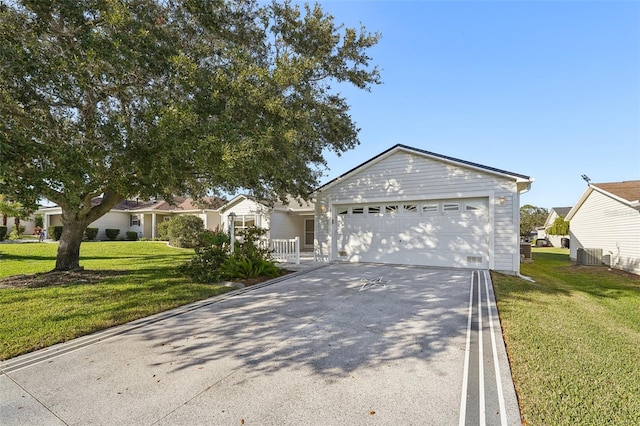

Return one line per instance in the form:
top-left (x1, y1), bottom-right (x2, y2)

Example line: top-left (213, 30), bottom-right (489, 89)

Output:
top-left (151, 213), bottom-right (157, 240)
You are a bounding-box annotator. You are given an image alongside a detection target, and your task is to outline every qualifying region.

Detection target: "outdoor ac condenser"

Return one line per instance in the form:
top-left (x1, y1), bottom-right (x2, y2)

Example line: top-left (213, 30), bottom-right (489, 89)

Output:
top-left (577, 248), bottom-right (603, 266)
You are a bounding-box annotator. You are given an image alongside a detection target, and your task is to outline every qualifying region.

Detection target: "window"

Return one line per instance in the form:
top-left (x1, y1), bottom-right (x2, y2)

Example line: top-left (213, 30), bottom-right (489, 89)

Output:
top-left (443, 203), bottom-right (459, 212)
top-left (422, 203), bottom-right (438, 213)
top-left (130, 214), bottom-right (140, 226)
top-left (385, 205), bottom-right (399, 214)
top-left (338, 207), bottom-right (348, 215)
top-left (367, 206), bottom-right (381, 214)
top-left (403, 204), bottom-right (418, 213)
top-left (465, 200), bottom-right (485, 211)
top-left (352, 206), bottom-right (364, 214)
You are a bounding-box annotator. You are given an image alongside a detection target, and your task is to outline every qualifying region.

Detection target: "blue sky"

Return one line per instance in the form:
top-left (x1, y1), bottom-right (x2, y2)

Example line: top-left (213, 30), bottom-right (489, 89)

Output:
top-left (314, 1), bottom-right (640, 210)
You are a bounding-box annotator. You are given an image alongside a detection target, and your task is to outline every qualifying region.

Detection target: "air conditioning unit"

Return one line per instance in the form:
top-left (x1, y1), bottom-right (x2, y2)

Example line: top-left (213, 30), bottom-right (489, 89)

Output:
top-left (577, 248), bottom-right (603, 266)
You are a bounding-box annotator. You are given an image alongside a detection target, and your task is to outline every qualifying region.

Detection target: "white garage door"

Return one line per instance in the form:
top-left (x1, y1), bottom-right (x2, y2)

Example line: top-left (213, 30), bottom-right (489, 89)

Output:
top-left (335, 198), bottom-right (489, 269)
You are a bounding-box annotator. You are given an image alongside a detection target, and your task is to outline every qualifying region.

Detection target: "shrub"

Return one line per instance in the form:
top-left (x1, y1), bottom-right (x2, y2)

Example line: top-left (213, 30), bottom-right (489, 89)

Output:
top-left (8, 228), bottom-right (20, 240)
top-left (167, 215), bottom-right (204, 248)
top-left (0, 226), bottom-right (6, 241)
top-left (179, 244), bottom-right (230, 283)
top-left (105, 228), bottom-right (120, 241)
top-left (84, 227), bottom-right (99, 241)
top-left (49, 226), bottom-right (63, 241)
top-left (221, 256), bottom-right (280, 279)
top-left (125, 231), bottom-right (138, 241)
top-left (179, 226), bottom-right (281, 283)
top-left (156, 220), bottom-right (171, 240)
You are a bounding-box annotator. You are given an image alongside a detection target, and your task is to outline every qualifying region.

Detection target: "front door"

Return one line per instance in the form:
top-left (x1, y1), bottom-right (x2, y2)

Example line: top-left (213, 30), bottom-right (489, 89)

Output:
top-left (304, 219), bottom-right (315, 249)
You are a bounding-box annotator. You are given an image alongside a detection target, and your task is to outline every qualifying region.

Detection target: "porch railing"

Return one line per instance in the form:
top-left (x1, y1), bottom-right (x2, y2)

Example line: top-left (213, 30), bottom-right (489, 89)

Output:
top-left (270, 236), bottom-right (300, 264)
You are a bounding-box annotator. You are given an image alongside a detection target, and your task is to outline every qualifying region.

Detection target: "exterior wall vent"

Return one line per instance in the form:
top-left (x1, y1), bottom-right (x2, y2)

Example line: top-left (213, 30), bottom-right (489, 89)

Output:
top-left (577, 248), bottom-right (603, 266)
top-left (467, 256), bottom-right (483, 264)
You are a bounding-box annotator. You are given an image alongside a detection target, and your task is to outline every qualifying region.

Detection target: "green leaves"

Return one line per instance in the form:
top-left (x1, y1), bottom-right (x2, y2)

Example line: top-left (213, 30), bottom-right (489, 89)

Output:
top-left (1, 0), bottom-right (380, 269)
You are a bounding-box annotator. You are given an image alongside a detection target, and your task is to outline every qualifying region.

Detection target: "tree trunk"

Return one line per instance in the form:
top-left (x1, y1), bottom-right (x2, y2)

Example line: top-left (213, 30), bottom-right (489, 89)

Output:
top-left (2, 214), bottom-right (6, 226)
top-left (54, 220), bottom-right (89, 271)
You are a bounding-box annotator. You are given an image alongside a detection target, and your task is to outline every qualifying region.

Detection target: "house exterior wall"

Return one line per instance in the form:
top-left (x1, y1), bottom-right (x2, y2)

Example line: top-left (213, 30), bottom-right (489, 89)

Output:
top-left (315, 150), bottom-right (522, 273)
top-left (221, 198), bottom-right (270, 235)
top-left (268, 210), bottom-right (305, 241)
top-left (90, 212), bottom-right (131, 240)
top-left (4, 216), bottom-right (36, 235)
top-left (569, 190), bottom-right (640, 275)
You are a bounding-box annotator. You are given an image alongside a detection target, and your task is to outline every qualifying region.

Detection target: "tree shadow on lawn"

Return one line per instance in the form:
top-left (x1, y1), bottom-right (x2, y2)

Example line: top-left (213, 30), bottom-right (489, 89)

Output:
top-left (129, 263), bottom-right (472, 379)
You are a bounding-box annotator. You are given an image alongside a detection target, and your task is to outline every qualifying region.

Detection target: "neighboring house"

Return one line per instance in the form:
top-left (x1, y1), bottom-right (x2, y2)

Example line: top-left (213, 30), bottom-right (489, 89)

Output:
top-left (2, 216), bottom-right (37, 235)
top-left (38, 196), bottom-right (226, 240)
top-left (312, 144), bottom-right (533, 274)
top-left (219, 195), bottom-right (315, 250)
top-left (565, 180), bottom-right (640, 275)
top-left (539, 206), bottom-right (571, 247)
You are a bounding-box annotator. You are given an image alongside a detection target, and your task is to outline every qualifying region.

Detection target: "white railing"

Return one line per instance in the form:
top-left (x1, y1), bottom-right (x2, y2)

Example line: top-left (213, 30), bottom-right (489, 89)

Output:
top-left (270, 236), bottom-right (300, 264)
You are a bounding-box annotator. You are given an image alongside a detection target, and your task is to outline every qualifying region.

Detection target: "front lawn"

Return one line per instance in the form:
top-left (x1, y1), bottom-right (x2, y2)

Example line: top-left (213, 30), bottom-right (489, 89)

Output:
top-left (493, 248), bottom-right (640, 425)
top-left (0, 241), bottom-right (231, 360)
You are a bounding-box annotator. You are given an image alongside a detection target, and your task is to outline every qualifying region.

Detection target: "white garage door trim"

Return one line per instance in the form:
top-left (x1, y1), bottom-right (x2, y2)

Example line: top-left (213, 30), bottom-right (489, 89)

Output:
top-left (331, 197), bottom-right (492, 269)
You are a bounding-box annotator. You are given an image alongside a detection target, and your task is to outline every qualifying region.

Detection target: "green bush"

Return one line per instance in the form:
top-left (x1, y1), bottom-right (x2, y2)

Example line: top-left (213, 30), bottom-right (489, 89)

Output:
top-left (179, 226), bottom-right (281, 283)
top-left (167, 215), bottom-right (204, 248)
top-left (221, 256), bottom-right (280, 279)
top-left (179, 244), bottom-right (230, 283)
top-left (105, 228), bottom-right (120, 241)
top-left (49, 226), bottom-right (63, 241)
top-left (8, 228), bottom-right (20, 240)
top-left (125, 231), bottom-right (138, 241)
top-left (157, 220), bottom-right (171, 240)
top-left (84, 227), bottom-right (99, 241)
top-left (0, 226), bottom-right (7, 241)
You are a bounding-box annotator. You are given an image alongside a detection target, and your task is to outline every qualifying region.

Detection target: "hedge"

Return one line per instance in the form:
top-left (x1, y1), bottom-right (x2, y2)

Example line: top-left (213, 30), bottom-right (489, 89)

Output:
top-left (105, 229), bottom-right (120, 241)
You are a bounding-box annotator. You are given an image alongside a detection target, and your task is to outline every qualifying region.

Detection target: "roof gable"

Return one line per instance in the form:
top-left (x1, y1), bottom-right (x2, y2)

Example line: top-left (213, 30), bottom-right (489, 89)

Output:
top-left (565, 180), bottom-right (640, 220)
top-left (315, 144), bottom-right (532, 194)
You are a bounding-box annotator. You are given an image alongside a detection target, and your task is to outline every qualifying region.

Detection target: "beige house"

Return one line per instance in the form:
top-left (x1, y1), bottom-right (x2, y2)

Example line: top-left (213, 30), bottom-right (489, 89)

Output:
top-left (38, 196), bottom-right (226, 240)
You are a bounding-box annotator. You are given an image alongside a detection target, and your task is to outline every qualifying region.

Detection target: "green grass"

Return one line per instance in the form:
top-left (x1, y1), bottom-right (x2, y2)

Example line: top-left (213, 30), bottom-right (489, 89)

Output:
top-left (493, 248), bottom-right (640, 425)
top-left (0, 241), bottom-right (231, 360)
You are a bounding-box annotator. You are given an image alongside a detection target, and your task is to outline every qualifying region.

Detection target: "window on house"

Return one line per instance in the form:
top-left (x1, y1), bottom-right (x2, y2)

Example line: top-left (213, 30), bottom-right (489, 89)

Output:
top-left (352, 206), bottom-right (364, 214)
top-left (403, 204), bottom-right (418, 213)
top-left (338, 207), bottom-right (349, 215)
top-left (130, 214), bottom-right (140, 226)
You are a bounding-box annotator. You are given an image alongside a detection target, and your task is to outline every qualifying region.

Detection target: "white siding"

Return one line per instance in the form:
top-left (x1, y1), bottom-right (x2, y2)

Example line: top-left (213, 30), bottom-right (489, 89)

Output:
top-left (269, 210), bottom-right (305, 240)
top-left (569, 190), bottom-right (640, 275)
top-left (221, 198), bottom-right (270, 234)
top-left (89, 213), bottom-right (131, 240)
top-left (316, 150), bottom-right (522, 273)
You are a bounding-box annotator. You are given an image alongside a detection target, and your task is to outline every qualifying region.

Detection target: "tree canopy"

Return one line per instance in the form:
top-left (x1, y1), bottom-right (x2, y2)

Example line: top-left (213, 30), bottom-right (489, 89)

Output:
top-left (547, 216), bottom-right (570, 236)
top-left (0, 0), bottom-right (380, 270)
top-left (520, 204), bottom-right (548, 237)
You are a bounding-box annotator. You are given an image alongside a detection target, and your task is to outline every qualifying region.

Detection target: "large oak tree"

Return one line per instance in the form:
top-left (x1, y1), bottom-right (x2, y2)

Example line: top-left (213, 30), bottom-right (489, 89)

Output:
top-left (0, 0), bottom-right (380, 271)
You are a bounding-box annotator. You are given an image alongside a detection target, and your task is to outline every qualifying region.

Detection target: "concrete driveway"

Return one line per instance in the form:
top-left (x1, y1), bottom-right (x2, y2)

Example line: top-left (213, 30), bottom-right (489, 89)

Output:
top-left (1, 263), bottom-right (520, 425)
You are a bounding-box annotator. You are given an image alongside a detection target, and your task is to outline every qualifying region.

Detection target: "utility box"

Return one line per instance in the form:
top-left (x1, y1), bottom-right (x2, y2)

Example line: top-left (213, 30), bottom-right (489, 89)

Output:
top-left (577, 248), bottom-right (603, 266)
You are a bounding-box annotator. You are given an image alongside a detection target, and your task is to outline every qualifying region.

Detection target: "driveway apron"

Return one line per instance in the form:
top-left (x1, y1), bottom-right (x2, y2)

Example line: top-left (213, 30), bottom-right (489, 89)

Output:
top-left (1, 263), bottom-right (520, 425)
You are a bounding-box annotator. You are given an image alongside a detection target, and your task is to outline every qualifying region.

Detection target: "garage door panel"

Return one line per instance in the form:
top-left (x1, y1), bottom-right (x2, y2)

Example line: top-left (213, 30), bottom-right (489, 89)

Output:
top-left (336, 198), bottom-right (489, 268)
